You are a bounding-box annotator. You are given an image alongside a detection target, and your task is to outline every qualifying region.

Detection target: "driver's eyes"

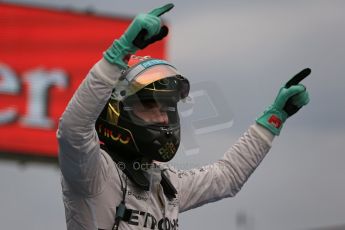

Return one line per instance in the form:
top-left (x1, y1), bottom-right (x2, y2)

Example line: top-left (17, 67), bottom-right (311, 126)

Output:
top-left (142, 102), bottom-right (157, 109)
top-left (142, 102), bottom-right (173, 110)
top-left (160, 106), bottom-right (176, 112)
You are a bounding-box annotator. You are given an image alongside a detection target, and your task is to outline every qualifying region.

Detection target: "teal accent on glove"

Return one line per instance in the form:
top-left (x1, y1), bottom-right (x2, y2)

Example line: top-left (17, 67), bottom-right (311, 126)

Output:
top-left (256, 69), bottom-right (311, 135)
top-left (104, 4), bottom-right (174, 69)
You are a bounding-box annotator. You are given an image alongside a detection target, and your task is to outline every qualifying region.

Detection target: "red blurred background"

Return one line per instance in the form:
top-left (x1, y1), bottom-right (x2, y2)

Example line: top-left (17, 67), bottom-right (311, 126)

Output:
top-left (0, 3), bottom-right (167, 158)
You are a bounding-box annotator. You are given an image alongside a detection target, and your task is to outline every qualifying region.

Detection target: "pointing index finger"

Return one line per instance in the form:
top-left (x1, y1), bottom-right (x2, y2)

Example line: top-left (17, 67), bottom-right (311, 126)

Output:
top-left (148, 3), bottom-right (174, 17)
top-left (285, 68), bottom-right (311, 88)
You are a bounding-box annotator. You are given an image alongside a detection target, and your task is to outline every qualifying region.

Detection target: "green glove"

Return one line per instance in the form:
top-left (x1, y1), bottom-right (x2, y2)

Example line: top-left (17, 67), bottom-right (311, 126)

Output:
top-left (256, 68), bottom-right (311, 135)
top-left (104, 3), bottom-right (174, 69)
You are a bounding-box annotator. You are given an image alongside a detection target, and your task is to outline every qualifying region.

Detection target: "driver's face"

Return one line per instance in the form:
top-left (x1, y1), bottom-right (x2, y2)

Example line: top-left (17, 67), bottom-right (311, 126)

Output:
top-left (131, 101), bottom-right (169, 125)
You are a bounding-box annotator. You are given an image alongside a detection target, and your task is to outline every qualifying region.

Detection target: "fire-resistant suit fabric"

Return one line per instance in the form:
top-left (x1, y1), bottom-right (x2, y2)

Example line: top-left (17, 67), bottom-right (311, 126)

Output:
top-left (57, 58), bottom-right (274, 230)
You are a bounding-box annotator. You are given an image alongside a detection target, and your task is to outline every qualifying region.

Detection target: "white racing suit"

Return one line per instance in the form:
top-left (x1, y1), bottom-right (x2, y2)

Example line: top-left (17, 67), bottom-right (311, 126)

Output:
top-left (57, 58), bottom-right (274, 230)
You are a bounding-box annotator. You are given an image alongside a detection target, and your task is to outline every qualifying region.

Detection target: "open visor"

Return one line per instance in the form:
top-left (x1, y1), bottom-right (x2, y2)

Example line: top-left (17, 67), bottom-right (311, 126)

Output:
top-left (111, 60), bottom-right (190, 102)
top-left (121, 75), bottom-right (189, 126)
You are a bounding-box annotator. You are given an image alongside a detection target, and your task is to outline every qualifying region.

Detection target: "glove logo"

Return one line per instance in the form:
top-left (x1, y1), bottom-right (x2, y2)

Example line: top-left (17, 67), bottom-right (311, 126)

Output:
top-left (268, 115), bottom-right (282, 128)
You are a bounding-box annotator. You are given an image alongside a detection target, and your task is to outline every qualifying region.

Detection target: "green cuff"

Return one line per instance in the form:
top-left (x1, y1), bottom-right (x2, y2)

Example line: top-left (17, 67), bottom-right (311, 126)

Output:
top-left (103, 39), bottom-right (137, 69)
top-left (256, 106), bottom-right (288, 136)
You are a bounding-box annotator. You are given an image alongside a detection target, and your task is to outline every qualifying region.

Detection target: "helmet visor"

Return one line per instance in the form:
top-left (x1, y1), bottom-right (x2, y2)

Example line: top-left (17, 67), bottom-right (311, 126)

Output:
top-left (123, 64), bottom-right (190, 101)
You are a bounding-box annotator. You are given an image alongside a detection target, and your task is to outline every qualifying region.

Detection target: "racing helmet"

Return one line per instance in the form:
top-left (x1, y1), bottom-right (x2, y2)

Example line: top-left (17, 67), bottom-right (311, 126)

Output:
top-left (96, 55), bottom-right (190, 162)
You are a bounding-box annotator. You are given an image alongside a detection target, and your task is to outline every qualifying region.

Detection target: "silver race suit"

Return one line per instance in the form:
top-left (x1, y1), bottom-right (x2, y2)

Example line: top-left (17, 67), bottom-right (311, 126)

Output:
top-left (57, 58), bottom-right (274, 230)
